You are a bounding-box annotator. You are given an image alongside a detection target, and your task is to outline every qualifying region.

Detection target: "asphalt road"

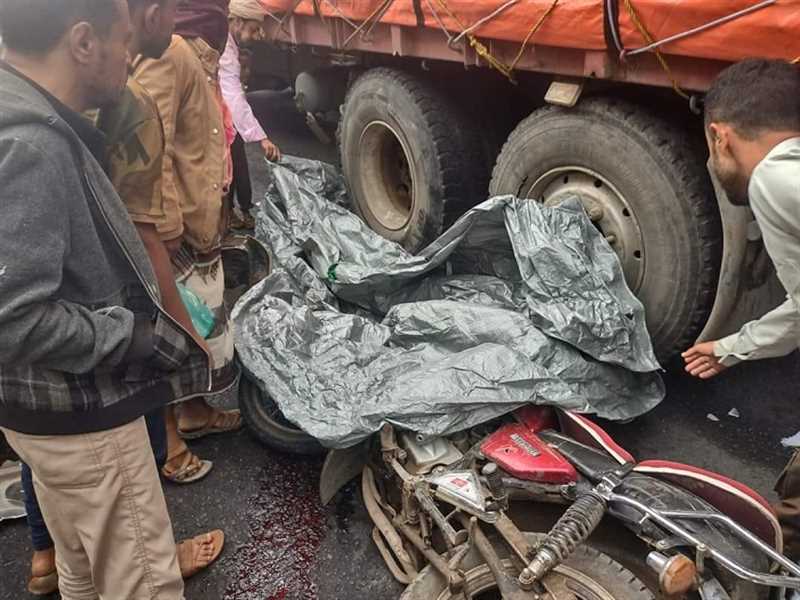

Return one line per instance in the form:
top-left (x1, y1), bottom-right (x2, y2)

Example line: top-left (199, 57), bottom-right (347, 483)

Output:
top-left (2, 91), bottom-right (800, 600)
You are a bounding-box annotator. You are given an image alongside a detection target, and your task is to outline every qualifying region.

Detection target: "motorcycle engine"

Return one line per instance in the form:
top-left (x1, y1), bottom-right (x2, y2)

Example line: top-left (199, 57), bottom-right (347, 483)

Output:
top-left (399, 433), bottom-right (463, 475)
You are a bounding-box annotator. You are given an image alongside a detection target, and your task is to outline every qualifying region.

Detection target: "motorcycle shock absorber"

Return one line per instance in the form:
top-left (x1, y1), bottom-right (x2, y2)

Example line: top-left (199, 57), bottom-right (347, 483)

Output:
top-left (518, 489), bottom-right (608, 587)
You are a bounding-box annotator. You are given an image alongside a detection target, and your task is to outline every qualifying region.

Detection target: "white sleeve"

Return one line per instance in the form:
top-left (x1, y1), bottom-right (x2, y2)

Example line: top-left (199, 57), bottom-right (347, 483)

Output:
top-left (715, 298), bottom-right (800, 365)
top-left (219, 37), bottom-right (268, 143)
top-left (714, 149), bottom-right (800, 364)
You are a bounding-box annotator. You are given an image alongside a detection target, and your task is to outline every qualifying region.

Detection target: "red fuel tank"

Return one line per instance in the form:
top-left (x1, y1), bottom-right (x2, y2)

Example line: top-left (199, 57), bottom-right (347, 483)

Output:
top-left (514, 405), bottom-right (558, 433)
top-left (481, 423), bottom-right (577, 484)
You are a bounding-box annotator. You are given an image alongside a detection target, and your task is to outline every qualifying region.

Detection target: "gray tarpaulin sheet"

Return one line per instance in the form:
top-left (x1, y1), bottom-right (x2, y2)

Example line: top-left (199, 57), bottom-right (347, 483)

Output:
top-left (233, 157), bottom-right (664, 448)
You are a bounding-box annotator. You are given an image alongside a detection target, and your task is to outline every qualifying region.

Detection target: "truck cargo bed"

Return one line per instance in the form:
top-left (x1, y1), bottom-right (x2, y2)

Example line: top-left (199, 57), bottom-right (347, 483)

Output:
top-left (259, 0), bottom-right (800, 90)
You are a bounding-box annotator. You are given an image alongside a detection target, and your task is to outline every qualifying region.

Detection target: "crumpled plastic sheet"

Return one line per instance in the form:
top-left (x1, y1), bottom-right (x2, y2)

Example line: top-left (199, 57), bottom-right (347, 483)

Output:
top-left (233, 156), bottom-right (664, 448)
top-left (0, 462), bottom-right (26, 522)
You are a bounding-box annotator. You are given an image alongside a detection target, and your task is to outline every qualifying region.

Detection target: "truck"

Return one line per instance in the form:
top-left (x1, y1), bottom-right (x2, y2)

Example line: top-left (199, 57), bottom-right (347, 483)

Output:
top-left (247, 0), bottom-right (800, 360)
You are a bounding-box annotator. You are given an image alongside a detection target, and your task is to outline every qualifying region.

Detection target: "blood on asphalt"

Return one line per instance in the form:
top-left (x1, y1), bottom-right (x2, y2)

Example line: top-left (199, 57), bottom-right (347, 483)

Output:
top-left (224, 453), bottom-right (326, 600)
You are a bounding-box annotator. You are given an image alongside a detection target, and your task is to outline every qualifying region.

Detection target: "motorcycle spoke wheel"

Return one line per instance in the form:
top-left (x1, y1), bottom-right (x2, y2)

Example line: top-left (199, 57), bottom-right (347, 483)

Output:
top-left (542, 568), bottom-right (614, 600)
top-left (401, 533), bottom-right (653, 600)
top-left (434, 564), bottom-right (619, 600)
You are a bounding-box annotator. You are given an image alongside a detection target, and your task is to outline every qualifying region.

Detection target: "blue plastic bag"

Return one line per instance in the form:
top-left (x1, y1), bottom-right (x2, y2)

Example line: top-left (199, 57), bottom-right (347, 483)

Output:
top-left (177, 283), bottom-right (215, 339)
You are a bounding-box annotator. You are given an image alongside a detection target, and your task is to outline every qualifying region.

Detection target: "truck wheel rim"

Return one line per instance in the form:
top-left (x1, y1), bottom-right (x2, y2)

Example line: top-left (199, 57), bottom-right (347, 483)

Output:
top-left (435, 564), bottom-right (617, 599)
top-left (525, 167), bottom-right (645, 291)
top-left (359, 120), bottom-right (416, 232)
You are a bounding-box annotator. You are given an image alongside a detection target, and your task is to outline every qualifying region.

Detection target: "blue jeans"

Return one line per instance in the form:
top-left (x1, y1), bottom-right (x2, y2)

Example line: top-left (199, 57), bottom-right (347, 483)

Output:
top-left (20, 462), bottom-right (52, 552)
top-left (21, 409), bottom-right (167, 552)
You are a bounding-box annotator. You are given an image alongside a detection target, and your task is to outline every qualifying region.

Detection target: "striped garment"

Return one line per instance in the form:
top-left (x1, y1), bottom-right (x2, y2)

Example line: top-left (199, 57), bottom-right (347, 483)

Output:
top-left (173, 242), bottom-right (239, 395)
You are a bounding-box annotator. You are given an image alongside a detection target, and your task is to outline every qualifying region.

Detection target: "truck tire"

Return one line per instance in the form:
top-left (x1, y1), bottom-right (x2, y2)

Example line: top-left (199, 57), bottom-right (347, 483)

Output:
top-left (401, 532), bottom-right (653, 600)
top-left (489, 98), bottom-right (721, 360)
top-left (339, 68), bottom-right (486, 253)
top-left (239, 374), bottom-right (324, 456)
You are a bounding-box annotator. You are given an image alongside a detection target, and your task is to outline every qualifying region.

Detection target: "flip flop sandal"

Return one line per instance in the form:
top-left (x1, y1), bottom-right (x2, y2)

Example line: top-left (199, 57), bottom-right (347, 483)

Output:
top-left (178, 530), bottom-right (225, 579)
top-left (161, 447), bottom-right (213, 484)
top-left (178, 408), bottom-right (243, 440)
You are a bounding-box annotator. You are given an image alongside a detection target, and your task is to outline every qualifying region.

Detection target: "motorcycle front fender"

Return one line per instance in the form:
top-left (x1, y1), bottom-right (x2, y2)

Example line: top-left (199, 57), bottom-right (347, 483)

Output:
top-left (319, 442), bottom-right (368, 505)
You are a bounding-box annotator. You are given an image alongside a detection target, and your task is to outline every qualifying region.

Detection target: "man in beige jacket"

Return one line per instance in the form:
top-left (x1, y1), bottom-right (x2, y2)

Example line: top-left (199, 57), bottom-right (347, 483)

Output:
top-left (135, 0), bottom-right (244, 477)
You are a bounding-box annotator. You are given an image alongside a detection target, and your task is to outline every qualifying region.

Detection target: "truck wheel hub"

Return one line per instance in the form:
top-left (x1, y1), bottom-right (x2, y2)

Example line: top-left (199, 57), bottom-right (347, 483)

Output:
top-left (359, 120), bottom-right (416, 231)
top-left (526, 167), bottom-right (645, 291)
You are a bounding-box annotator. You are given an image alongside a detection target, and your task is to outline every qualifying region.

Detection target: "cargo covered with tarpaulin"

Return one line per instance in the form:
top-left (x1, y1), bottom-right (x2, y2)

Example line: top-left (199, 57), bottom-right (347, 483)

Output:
top-left (232, 157), bottom-right (665, 449)
top-left (258, 0), bottom-right (800, 66)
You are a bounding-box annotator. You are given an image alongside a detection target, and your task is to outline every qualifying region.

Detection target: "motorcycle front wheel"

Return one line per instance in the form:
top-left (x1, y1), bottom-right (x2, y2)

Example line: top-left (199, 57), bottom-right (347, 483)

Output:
top-left (400, 532), bottom-right (653, 600)
top-left (239, 373), bottom-right (324, 456)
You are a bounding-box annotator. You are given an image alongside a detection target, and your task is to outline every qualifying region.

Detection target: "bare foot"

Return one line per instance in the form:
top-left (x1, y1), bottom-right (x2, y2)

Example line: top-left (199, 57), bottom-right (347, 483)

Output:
top-left (178, 400), bottom-right (242, 439)
top-left (161, 443), bottom-right (213, 484)
top-left (177, 530), bottom-right (225, 579)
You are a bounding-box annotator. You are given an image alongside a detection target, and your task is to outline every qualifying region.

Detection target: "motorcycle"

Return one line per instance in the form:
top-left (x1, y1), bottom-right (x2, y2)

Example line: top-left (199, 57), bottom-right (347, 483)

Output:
top-left (229, 234), bottom-right (800, 599)
top-left (316, 404), bottom-right (800, 600)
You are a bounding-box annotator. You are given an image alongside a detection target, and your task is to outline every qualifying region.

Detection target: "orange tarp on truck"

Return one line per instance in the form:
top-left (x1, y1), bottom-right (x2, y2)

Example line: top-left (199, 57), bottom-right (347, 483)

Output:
top-left (618, 0), bottom-right (800, 63)
top-left (259, 0), bottom-right (800, 63)
top-left (259, 0), bottom-right (605, 48)
top-left (383, 0), bottom-right (606, 49)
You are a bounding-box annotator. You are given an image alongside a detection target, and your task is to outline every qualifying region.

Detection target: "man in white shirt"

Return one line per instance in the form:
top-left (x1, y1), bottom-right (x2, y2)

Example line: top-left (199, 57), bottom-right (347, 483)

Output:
top-left (220, 0), bottom-right (280, 228)
top-left (682, 58), bottom-right (800, 557)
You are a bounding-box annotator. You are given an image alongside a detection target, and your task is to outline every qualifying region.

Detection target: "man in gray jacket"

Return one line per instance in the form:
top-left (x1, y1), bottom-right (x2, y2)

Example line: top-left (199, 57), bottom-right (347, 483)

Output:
top-left (0, 0), bottom-right (211, 597)
top-left (683, 59), bottom-right (800, 557)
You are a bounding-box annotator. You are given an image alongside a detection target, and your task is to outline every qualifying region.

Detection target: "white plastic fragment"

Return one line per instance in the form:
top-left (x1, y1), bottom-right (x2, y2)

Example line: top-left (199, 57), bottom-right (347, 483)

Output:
top-left (728, 408), bottom-right (740, 418)
top-left (782, 431), bottom-right (800, 448)
top-left (707, 413), bottom-right (720, 422)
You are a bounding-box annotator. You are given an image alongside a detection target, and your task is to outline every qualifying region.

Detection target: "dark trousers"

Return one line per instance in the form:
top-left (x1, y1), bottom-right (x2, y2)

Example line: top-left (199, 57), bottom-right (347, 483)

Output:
top-left (145, 409), bottom-right (168, 468)
top-left (21, 409), bottom-right (167, 552)
top-left (21, 463), bottom-right (52, 551)
top-left (775, 449), bottom-right (800, 560)
top-left (229, 133), bottom-right (253, 213)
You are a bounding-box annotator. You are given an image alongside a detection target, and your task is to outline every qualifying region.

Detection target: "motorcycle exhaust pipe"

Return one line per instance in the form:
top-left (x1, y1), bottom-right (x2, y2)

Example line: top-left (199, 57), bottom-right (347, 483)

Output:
top-left (646, 551), bottom-right (697, 596)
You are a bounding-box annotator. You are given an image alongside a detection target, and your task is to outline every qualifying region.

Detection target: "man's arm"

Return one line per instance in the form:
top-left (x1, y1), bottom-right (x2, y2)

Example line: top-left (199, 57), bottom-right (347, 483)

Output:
top-left (714, 297), bottom-right (800, 365)
top-left (714, 161), bottom-right (800, 364)
top-left (134, 223), bottom-right (210, 353)
top-left (0, 138), bottom-right (148, 372)
top-left (134, 45), bottom-right (185, 248)
top-left (686, 296), bottom-right (800, 377)
top-left (219, 37), bottom-right (280, 160)
top-left (685, 152), bottom-right (800, 377)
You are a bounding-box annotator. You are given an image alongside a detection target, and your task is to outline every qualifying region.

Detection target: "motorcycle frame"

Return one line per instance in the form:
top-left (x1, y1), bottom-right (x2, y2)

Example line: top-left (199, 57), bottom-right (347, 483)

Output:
top-left (606, 492), bottom-right (800, 589)
top-left (367, 427), bottom-right (800, 599)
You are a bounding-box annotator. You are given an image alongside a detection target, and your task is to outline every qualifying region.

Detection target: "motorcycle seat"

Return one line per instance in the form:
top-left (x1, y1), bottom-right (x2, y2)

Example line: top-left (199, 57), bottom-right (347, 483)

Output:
top-left (557, 410), bottom-right (635, 465)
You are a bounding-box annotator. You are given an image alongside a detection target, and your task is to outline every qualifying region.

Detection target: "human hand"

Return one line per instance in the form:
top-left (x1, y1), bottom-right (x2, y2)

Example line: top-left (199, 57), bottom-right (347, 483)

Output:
top-left (261, 138), bottom-right (281, 162)
top-left (682, 341), bottom-right (728, 379)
